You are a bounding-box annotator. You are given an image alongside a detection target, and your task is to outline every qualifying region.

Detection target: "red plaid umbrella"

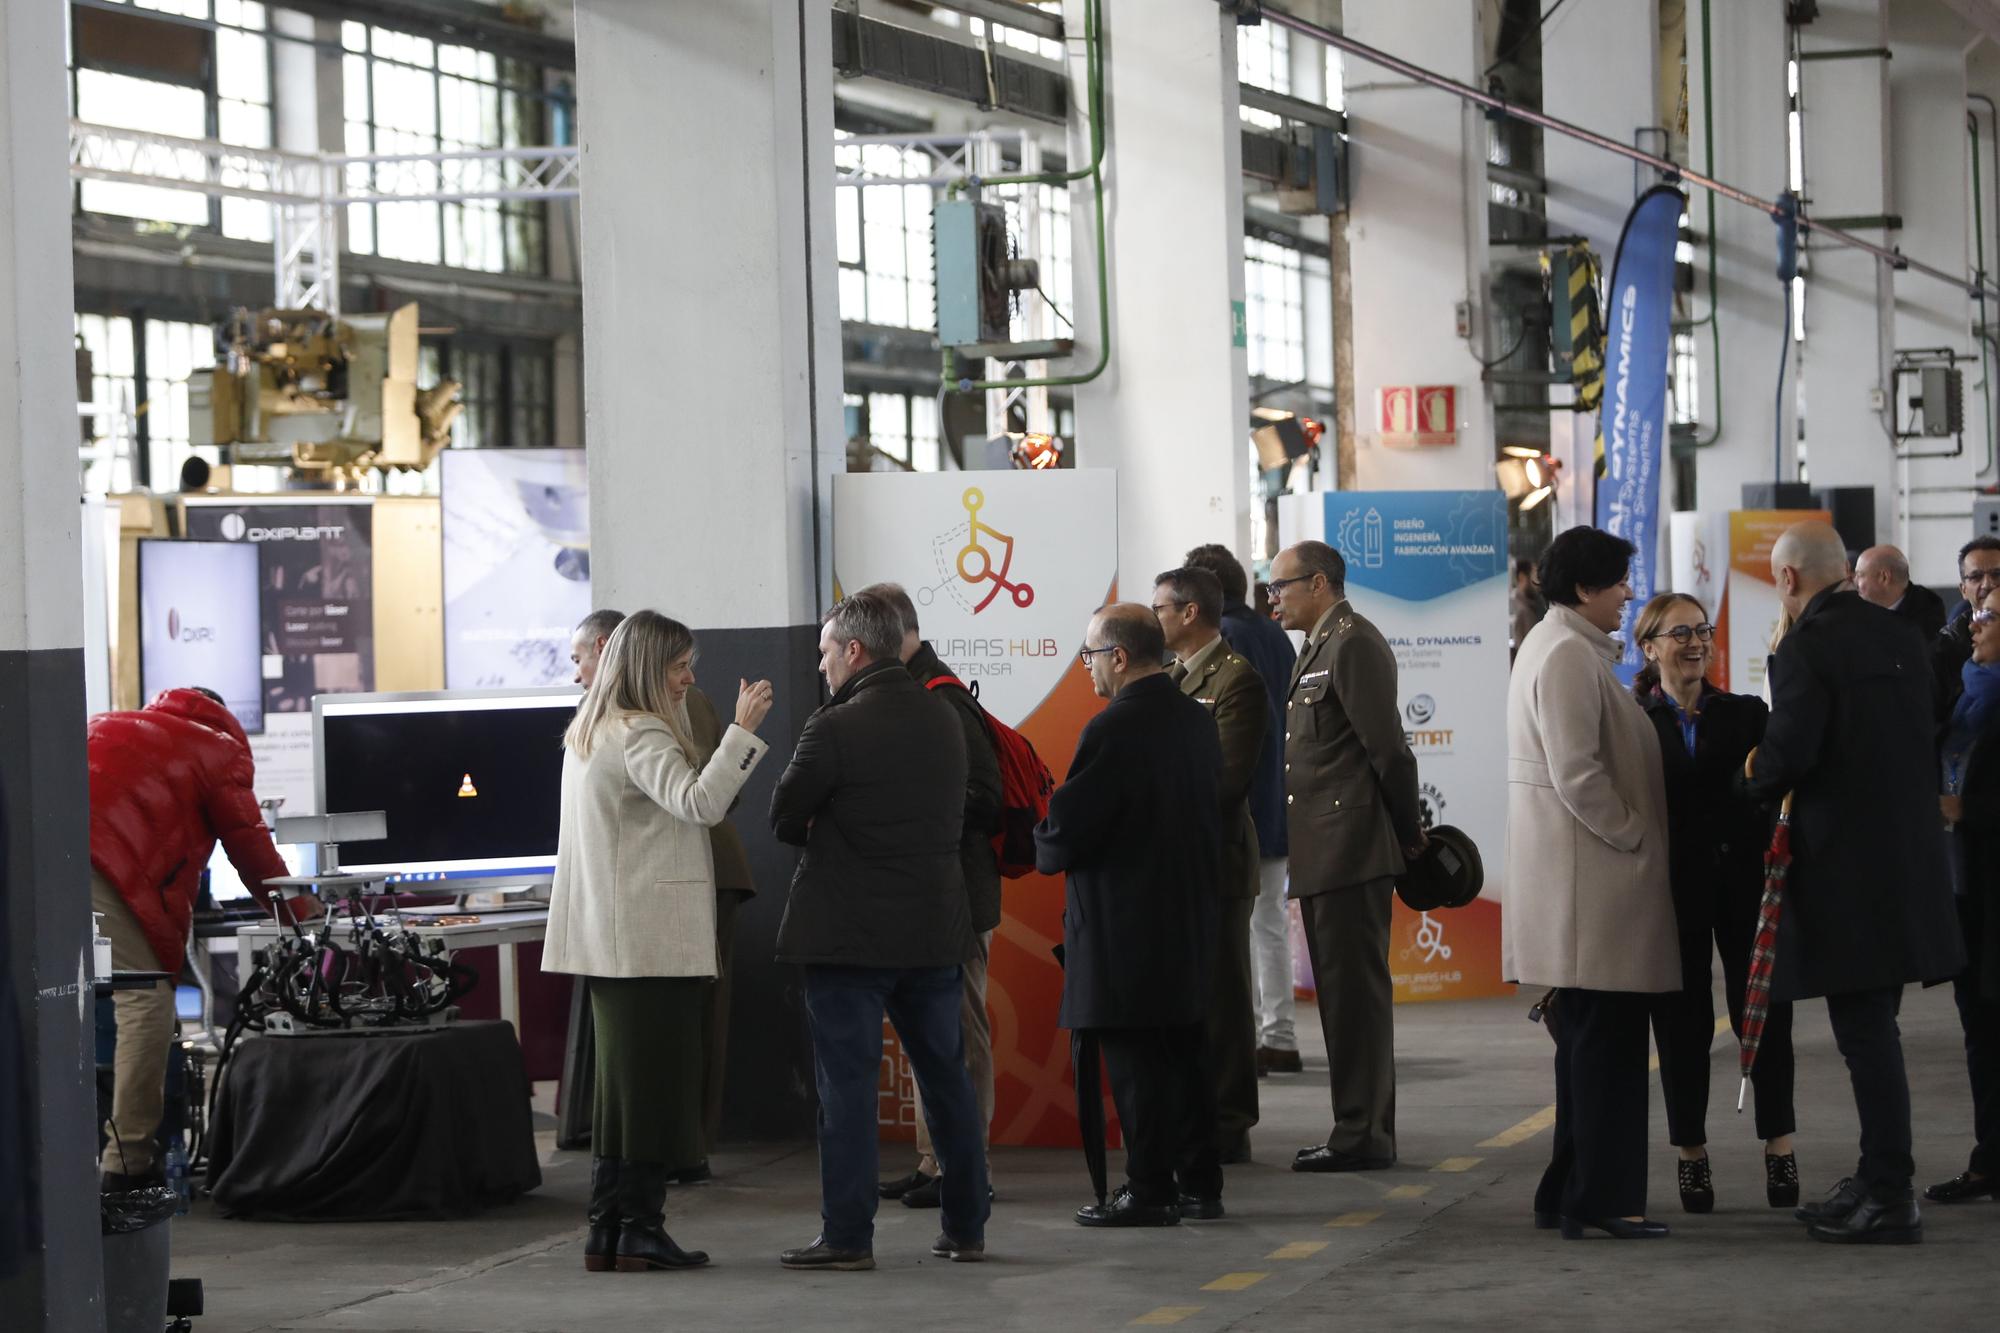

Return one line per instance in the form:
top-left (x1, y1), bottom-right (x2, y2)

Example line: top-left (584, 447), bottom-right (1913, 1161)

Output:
top-left (1738, 793), bottom-right (1795, 1112)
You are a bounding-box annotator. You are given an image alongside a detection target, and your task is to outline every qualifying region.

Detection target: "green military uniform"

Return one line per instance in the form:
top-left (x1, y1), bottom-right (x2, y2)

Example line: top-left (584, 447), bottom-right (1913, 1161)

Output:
top-left (1172, 634), bottom-right (1266, 1158)
top-left (1284, 600), bottom-right (1421, 1166)
top-left (685, 687), bottom-right (756, 1151)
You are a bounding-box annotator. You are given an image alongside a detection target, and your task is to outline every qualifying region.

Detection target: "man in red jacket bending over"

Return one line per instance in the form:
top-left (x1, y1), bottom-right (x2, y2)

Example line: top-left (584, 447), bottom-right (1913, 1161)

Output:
top-left (88, 686), bottom-right (315, 1188)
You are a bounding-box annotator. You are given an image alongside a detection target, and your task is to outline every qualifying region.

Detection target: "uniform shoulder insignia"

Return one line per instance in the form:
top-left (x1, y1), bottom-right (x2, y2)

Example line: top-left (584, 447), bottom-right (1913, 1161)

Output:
top-left (1337, 615), bottom-right (1355, 634)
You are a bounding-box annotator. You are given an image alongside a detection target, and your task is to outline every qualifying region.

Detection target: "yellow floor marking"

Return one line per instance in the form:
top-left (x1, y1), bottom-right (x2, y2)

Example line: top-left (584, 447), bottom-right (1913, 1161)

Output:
top-left (1267, 1241), bottom-right (1328, 1260)
top-left (1201, 1272), bottom-right (1271, 1292)
top-left (1432, 1156), bottom-right (1483, 1173)
top-left (1131, 1308), bottom-right (1202, 1326)
top-left (1478, 1104), bottom-right (1557, 1149)
top-left (1382, 1184), bottom-right (1432, 1200)
top-left (1326, 1209), bottom-right (1383, 1227)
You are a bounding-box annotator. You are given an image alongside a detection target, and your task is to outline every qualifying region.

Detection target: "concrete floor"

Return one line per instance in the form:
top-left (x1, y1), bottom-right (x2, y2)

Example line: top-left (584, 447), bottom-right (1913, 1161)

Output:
top-left (171, 984), bottom-right (1995, 1332)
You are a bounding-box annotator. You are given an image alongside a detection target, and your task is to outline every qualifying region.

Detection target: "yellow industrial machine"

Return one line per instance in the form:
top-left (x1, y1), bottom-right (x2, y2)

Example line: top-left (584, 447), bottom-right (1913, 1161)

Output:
top-left (190, 303), bottom-right (461, 479)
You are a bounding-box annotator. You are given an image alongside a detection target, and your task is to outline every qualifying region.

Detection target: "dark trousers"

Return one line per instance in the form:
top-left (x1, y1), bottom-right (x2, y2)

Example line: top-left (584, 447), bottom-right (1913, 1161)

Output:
top-left (802, 965), bottom-right (990, 1250)
top-left (1206, 896), bottom-right (1260, 1152)
top-left (1299, 879), bottom-right (1396, 1159)
top-left (1095, 1023), bottom-right (1221, 1205)
top-left (1824, 985), bottom-right (1914, 1200)
top-left (700, 890), bottom-right (748, 1152)
top-left (1648, 881), bottom-right (1796, 1146)
top-left (1950, 893), bottom-right (2000, 1178)
top-left (1535, 988), bottom-right (1651, 1221)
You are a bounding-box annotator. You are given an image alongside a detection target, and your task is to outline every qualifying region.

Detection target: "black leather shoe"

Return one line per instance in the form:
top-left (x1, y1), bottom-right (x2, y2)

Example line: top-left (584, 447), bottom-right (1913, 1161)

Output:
top-left (614, 1162), bottom-right (709, 1270)
top-left (1076, 1185), bottom-right (1182, 1227)
top-left (1259, 1047), bottom-right (1303, 1074)
top-left (1292, 1144), bottom-right (1396, 1173)
top-left (900, 1174), bottom-right (942, 1209)
top-left (1808, 1193), bottom-right (1922, 1245)
top-left (1533, 1211), bottom-right (1559, 1230)
top-left (1795, 1176), bottom-right (1864, 1225)
top-left (930, 1231), bottom-right (985, 1262)
top-left (1178, 1194), bottom-right (1225, 1221)
top-left (667, 1162), bottom-right (711, 1186)
top-left (584, 1157), bottom-right (620, 1272)
top-left (879, 1168), bottom-right (935, 1200)
top-left (1922, 1171), bottom-right (1999, 1204)
top-left (1677, 1157), bottom-right (1714, 1214)
top-left (1765, 1152), bottom-right (1800, 1209)
top-left (1559, 1216), bottom-right (1670, 1239)
top-left (780, 1237), bottom-right (875, 1271)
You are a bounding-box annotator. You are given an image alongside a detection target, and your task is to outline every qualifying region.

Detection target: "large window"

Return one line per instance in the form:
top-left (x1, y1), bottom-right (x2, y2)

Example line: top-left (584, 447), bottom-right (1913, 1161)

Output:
top-left (845, 392), bottom-right (941, 472)
top-left (431, 338), bottom-right (556, 450)
top-left (835, 143), bottom-right (938, 329)
top-left (1238, 22), bottom-right (1290, 128)
top-left (75, 311), bottom-right (217, 496)
top-left (342, 21), bottom-right (553, 273)
top-left (1244, 237), bottom-right (1306, 386)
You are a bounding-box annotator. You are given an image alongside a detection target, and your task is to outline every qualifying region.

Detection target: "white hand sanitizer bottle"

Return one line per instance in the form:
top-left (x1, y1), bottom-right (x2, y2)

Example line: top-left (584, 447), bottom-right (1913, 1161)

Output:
top-left (92, 912), bottom-right (112, 980)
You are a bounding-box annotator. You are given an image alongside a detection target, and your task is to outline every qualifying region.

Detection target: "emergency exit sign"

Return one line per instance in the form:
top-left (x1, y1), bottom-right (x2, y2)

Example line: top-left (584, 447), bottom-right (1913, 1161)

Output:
top-left (1379, 385), bottom-right (1456, 446)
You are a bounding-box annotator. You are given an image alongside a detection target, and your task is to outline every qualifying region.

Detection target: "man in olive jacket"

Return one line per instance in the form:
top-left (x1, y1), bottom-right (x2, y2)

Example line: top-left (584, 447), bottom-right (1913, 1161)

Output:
top-left (1269, 540), bottom-right (1424, 1175)
top-left (1036, 604), bottom-right (1225, 1227)
top-left (769, 592), bottom-right (989, 1269)
top-left (1155, 566), bottom-right (1267, 1165)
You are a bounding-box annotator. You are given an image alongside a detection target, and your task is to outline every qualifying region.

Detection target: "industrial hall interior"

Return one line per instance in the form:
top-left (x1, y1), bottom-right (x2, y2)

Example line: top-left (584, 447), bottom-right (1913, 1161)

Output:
top-left (11, 0), bottom-right (2000, 1329)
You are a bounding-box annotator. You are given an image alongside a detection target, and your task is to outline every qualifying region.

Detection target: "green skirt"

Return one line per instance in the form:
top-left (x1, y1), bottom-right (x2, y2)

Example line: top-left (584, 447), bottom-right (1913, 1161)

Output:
top-left (590, 975), bottom-right (709, 1168)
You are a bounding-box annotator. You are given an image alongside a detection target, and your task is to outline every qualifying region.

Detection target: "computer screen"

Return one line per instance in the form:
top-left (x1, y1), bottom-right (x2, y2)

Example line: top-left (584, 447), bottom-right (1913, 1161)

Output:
top-left (314, 689), bottom-right (579, 882)
top-left (206, 839), bottom-right (309, 903)
top-left (138, 538), bottom-right (264, 734)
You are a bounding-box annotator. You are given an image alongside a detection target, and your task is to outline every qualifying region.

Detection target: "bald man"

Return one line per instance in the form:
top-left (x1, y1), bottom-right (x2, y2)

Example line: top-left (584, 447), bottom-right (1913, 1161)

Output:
top-left (1855, 545), bottom-right (1947, 639)
top-left (1747, 522), bottom-right (1965, 1244)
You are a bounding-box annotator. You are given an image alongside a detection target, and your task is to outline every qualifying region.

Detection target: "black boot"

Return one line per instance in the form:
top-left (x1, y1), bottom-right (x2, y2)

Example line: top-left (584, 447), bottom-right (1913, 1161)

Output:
top-left (585, 1157), bottom-right (620, 1273)
top-left (615, 1161), bottom-right (709, 1270)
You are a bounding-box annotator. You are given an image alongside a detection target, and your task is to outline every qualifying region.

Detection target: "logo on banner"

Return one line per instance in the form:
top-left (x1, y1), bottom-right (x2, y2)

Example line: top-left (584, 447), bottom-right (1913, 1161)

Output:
top-left (219, 513), bottom-right (248, 541)
top-left (1404, 694), bottom-right (1436, 725)
top-left (1336, 507), bottom-right (1387, 571)
top-left (928, 487), bottom-right (1035, 615)
top-left (214, 511), bottom-right (345, 543)
top-left (166, 607), bottom-right (215, 643)
top-left (1417, 780), bottom-right (1449, 831)
top-left (1412, 911), bottom-right (1453, 964)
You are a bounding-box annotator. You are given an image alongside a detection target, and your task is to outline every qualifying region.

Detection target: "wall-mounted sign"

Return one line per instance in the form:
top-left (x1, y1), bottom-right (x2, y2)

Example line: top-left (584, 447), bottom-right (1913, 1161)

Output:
top-left (1379, 384), bottom-right (1457, 446)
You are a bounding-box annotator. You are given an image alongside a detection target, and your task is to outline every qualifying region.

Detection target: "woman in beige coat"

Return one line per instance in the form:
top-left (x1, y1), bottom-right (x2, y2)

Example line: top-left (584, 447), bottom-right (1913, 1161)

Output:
top-left (1504, 527), bottom-right (1678, 1240)
top-left (543, 611), bottom-right (774, 1272)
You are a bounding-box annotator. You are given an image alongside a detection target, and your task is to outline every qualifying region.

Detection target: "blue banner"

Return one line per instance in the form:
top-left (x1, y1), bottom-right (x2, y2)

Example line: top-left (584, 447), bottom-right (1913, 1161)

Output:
top-left (1592, 185), bottom-right (1685, 682)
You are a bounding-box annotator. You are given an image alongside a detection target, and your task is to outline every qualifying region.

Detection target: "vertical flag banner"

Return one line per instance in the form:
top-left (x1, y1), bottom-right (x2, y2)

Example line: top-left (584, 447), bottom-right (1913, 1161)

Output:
top-left (1593, 184), bottom-right (1687, 683)
top-left (834, 471), bottom-right (1117, 1147)
top-left (442, 448), bottom-right (592, 688)
top-left (1725, 508), bottom-right (1829, 699)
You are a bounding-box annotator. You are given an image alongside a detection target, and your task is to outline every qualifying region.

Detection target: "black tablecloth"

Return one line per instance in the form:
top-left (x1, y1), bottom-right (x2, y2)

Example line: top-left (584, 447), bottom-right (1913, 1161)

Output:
top-left (206, 1021), bottom-right (542, 1220)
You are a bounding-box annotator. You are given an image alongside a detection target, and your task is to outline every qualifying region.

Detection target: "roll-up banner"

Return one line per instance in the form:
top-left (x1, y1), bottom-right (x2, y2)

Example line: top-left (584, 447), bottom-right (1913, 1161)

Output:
top-left (1593, 184), bottom-right (1686, 684)
top-left (441, 448), bottom-right (592, 689)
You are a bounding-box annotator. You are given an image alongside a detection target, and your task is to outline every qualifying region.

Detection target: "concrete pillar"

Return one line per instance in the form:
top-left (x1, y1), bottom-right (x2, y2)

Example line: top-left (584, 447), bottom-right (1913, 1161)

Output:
top-left (1064, 0), bottom-right (1251, 578)
top-left (0, 0), bottom-right (103, 1326)
top-left (572, 0), bottom-right (842, 1137)
top-left (1686, 0), bottom-right (1796, 514)
top-left (1340, 0), bottom-right (1494, 490)
top-left (1542, 0), bottom-right (1661, 532)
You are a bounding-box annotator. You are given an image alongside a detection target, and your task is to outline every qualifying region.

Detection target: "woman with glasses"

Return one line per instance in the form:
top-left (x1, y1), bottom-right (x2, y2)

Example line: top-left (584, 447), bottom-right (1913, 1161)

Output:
top-left (1630, 593), bottom-right (1796, 1214)
top-left (1505, 527), bottom-right (1679, 1240)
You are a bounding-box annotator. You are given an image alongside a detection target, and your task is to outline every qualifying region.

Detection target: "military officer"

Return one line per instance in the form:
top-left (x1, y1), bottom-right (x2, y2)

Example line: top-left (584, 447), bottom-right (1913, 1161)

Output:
top-left (1267, 540), bottom-right (1424, 1173)
top-left (1154, 565), bottom-right (1268, 1166)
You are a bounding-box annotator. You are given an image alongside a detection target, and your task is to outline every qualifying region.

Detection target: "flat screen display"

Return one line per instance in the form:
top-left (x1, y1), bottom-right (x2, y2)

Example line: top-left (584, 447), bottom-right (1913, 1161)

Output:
top-left (315, 689), bottom-right (578, 882)
top-left (138, 539), bottom-right (264, 734)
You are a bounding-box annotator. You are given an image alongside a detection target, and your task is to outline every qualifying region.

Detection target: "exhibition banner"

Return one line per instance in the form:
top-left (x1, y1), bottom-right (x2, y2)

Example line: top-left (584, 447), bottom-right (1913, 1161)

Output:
top-left (442, 448), bottom-right (592, 688)
top-left (1668, 511), bottom-right (1732, 685)
top-left (1593, 185), bottom-right (1686, 684)
top-left (1279, 490), bottom-right (1513, 1003)
top-left (1726, 508), bottom-right (1829, 699)
top-left (833, 470), bottom-right (1116, 1148)
top-left (137, 539), bottom-right (263, 733)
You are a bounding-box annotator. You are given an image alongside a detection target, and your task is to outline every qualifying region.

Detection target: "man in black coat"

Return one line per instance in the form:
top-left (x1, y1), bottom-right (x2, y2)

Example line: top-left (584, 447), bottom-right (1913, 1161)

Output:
top-left (859, 583), bottom-right (1004, 1210)
top-left (1934, 536), bottom-right (2000, 716)
top-left (769, 591), bottom-right (989, 1269)
top-left (1746, 523), bottom-right (1965, 1245)
top-left (1035, 604), bottom-right (1225, 1228)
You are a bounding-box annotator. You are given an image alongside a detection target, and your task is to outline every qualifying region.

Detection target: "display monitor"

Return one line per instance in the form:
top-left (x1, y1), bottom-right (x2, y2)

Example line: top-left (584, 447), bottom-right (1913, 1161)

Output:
top-left (314, 688), bottom-right (579, 884)
top-left (137, 538), bottom-right (263, 734)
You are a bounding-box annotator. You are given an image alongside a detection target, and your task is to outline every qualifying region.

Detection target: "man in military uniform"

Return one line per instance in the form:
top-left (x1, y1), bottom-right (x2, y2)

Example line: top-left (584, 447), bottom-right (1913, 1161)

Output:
top-left (1267, 540), bottom-right (1424, 1173)
top-left (1154, 565), bottom-right (1267, 1167)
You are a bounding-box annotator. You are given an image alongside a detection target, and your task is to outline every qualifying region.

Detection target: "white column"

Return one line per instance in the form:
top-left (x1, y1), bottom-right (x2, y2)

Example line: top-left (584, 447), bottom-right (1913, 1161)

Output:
top-left (1065, 0), bottom-right (1251, 580)
top-left (1687, 0), bottom-right (1796, 513)
top-left (0, 0), bottom-right (103, 1325)
top-left (1340, 0), bottom-right (1494, 490)
top-left (572, 0), bottom-right (842, 1138)
top-left (1541, 0), bottom-right (1660, 532)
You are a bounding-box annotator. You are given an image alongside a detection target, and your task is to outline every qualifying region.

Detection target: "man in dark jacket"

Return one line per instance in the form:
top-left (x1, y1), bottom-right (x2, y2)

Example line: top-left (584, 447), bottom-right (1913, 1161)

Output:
top-left (859, 583), bottom-right (1003, 1210)
top-left (1747, 522), bottom-right (1965, 1244)
top-left (1036, 604), bottom-right (1225, 1227)
top-left (769, 591), bottom-right (988, 1269)
top-left (1934, 536), bottom-right (2000, 716)
top-left (1185, 543), bottom-right (1301, 1074)
top-left (1855, 545), bottom-right (1947, 639)
top-left (87, 687), bottom-right (312, 1186)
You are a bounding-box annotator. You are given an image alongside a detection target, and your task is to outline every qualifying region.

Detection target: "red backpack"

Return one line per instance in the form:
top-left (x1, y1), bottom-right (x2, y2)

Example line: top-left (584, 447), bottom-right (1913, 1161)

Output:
top-left (924, 676), bottom-right (1055, 878)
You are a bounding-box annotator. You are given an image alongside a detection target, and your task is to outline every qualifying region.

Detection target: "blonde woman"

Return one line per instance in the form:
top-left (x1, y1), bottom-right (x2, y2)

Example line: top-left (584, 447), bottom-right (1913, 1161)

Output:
top-left (543, 611), bottom-right (775, 1272)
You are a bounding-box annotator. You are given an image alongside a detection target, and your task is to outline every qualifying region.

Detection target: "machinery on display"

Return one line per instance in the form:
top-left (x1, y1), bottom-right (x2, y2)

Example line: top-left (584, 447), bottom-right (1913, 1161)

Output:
top-left (235, 891), bottom-right (478, 1035)
top-left (188, 303), bottom-right (462, 480)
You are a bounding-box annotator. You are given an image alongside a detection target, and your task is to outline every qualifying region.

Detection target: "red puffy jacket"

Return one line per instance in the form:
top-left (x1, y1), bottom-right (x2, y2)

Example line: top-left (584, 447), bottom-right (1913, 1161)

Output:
top-left (88, 689), bottom-right (290, 972)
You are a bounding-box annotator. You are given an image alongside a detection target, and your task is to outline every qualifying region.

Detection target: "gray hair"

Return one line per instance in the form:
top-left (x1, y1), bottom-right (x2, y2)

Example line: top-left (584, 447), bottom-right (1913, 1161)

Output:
top-left (1289, 540), bottom-right (1347, 593)
top-left (855, 582), bottom-right (919, 636)
top-left (574, 608), bottom-right (625, 643)
top-left (823, 591), bottom-right (903, 664)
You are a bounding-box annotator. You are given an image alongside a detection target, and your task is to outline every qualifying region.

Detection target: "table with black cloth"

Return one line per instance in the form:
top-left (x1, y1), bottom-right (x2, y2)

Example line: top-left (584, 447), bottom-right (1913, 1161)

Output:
top-left (205, 1020), bottom-right (542, 1220)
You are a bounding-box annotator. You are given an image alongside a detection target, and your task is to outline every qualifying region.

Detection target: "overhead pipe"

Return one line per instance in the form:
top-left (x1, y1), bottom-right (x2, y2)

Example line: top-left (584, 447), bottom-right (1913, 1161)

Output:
top-left (1238, 2), bottom-right (2000, 304)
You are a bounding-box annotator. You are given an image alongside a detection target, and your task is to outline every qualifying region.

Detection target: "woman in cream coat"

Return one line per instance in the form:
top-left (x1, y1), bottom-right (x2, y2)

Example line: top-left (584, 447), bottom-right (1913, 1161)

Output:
top-left (544, 610), bottom-right (774, 1272)
top-left (1504, 526), bottom-right (1679, 1240)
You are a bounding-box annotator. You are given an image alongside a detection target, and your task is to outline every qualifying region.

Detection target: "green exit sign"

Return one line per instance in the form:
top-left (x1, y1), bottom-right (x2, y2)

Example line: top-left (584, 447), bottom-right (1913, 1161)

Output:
top-left (1231, 299), bottom-right (1247, 349)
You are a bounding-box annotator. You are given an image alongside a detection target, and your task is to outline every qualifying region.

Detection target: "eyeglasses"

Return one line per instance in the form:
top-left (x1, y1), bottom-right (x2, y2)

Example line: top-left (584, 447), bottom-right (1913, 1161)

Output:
top-left (1975, 608), bottom-right (1999, 627)
top-left (1965, 567), bottom-right (2000, 587)
top-left (1266, 574), bottom-right (1315, 597)
top-left (1643, 623), bottom-right (1717, 645)
top-left (1149, 602), bottom-right (1184, 617)
top-left (1077, 645), bottom-right (1119, 665)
